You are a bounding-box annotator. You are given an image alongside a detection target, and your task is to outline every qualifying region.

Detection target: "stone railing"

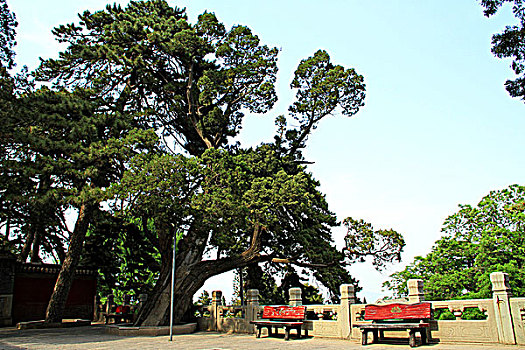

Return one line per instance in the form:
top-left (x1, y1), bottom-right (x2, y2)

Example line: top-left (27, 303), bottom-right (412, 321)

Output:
top-left (196, 271), bottom-right (525, 346)
top-left (350, 272), bottom-right (523, 345)
top-left (510, 297), bottom-right (525, 345)
top-left (350, 297), bottom-right (499, 343)
top-left (196, 290), bottom-right (256, 334)
top-left (429, 298), bottom-right (497, 343)
top-left (303, 304), bottom-right (341, 338)
top-left (199, 285), bottom-right (356, 338)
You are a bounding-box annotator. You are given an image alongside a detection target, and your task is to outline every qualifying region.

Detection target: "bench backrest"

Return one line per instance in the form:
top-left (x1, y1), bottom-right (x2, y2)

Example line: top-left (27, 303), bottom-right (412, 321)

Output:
top-left (262, 306), bottom-right (306, 320)
top-left (364, 302), bottom-right (431, 321)
top-left (115, 305), bottom-right (131, 314)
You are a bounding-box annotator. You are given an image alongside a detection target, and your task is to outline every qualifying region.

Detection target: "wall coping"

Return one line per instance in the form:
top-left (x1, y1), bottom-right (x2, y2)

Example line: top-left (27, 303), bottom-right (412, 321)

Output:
top-left (15, 262), bottom-right (96, 276)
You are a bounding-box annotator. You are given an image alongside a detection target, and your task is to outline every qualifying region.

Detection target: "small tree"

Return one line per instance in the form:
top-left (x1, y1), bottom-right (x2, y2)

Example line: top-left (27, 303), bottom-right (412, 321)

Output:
top-left (195, 290), bottom-right (211, 306)
top-left (385, 184), bottom-right (525, 300)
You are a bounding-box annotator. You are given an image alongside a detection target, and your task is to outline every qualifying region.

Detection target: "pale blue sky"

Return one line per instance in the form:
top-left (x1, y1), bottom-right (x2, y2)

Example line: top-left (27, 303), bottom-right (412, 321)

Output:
top-left (8, 0), bottom-right (525, 302)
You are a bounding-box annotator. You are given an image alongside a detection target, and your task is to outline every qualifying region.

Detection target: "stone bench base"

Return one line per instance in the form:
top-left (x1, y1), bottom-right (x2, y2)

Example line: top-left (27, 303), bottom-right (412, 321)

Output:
top-left (354, 323), bottom-right (430, 347)
top-left (251, 320), bottom-right (307, 341)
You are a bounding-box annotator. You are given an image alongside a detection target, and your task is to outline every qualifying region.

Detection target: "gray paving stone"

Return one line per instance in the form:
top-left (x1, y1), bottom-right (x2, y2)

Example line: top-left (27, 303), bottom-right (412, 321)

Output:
top-left (1, 326), bottom-right (525, 350)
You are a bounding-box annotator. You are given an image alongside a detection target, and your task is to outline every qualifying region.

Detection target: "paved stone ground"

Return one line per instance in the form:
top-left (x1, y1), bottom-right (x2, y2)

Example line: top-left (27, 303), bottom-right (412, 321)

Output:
top-left (1, 326), bottom-right (525, 350)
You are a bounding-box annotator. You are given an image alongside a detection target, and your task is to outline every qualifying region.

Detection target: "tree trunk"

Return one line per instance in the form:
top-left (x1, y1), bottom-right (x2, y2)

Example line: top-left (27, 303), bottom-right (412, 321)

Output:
top-left (44, 203), bottom-right (94, 323)
top-left (136, 260), bottom-right (221, 326)
top-left (30, 227), bottom-right (42, 262)
top-left (134, 224), bottom-right (268, 326)
top-left (5, 212), bottom-right (11, 240)
top-left (20, 175), bottom-right (52, 263)
top-left (136, 253), bottom-right (271, 325)
top-left (132, 220), bottom-right (174, 325)
top-left (19, 228), bottom-right (35, 262)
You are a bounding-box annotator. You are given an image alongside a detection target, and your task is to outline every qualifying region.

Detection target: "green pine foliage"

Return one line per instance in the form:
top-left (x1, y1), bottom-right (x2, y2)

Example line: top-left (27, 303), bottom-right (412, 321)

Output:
top-left (81, 213), bottom-right (162, 299)
top-left (35, 1), bottom-right (279, 155)
top-left (343, 217), bottom-right (405, 271)
top-left (195, 290), bottom-right (211, 306)
top-left (0, 0), bottom-right (17, 69)
top-left (479, 0), bottom-right (525, 101)
top-left (3, 86), bottom-right (157, 261)
top-left (233, 265), bottom-right (326, 306)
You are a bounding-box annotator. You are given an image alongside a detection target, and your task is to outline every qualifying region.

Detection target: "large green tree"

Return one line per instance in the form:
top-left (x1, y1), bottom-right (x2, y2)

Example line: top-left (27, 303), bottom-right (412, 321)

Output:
top-left (479, 0), bottom-right (525, 101)
top-left (5, 0), bottom-right (406, 325)
top-left (112, 143), bottom-right (357, 325)
top-left (109, 46), bottom-right (404, 325)
top-left (5, 86), bottom-right (156, 322)
top-left (0, 0), bottom-right (18, 254)
top-left (0, 0), bottom-right (16, 70)
top-left (0, 0), bottom-right (71, 264)
top-left (385, 184), bottom-right (525, 300)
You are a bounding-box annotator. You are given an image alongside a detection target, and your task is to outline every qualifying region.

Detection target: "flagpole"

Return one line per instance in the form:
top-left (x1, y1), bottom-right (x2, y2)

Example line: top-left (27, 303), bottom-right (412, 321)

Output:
top-left (169, 231), bottom-right (177, 341)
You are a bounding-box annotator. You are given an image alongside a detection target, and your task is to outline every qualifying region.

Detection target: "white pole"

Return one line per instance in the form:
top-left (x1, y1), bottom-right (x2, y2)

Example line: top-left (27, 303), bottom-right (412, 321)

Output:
top-left (169, 231), bottom-right (177, 341)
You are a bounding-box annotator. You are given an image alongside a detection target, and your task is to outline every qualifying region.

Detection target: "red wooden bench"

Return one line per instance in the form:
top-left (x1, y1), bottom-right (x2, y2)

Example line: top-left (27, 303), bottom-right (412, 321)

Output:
top-left (104, 305), bottom-right (133, 324)
top-left (353, 303), bottom-right (432, 347)
top-left (250, 305), bottom-right (307, 341)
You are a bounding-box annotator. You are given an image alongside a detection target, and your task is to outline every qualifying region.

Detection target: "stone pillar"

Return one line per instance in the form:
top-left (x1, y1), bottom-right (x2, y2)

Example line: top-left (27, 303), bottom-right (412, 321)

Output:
top-left (94, 295), bottom-right (101, 321)
top-left (339, 284), bottom-right (356, 339)
top-left (211, 290), bottom-right (222, 331)
top-left (138, 293), bottom-right (147, 306)
top-left (0, 257), bottom-right (16, 326)
top-left (246, 289), bottom-right (260, 333)
top-left (289, 287), bottom-right (302, 306)
top-left (105, 294), bottom-right (114, 314)
top-left (135, 293), bottom-right (147, 314)
top-left (407, 279), bottom-right (425, 303)
top-left (491, 272), bottom-right (516, 345)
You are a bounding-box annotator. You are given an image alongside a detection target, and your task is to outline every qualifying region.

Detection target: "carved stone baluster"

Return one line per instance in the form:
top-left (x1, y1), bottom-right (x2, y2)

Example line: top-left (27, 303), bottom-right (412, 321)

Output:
top-left (491, 272), bottom-right (516, 345)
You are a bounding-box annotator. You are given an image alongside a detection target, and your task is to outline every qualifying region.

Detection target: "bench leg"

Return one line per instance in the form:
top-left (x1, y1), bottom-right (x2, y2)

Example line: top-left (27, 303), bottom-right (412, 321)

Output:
top-left (372, 329), bottom-right (379, 343)
top-left (256, 326), bottom-right (262, 338)
top-left (297, 326), bottom-right (301, 338)
top-left (420, 329), bottom-right (428, 345)
top-left (304, 327), bottom-right (308, 337)
top-left (361, 330), bottom-right (368, 345)
top-left (379, 330), bottom-right (385, 340)
top-left (409, 330), bottom-right (417, 348)
top-left (284, 327), bottom-right (290, 341)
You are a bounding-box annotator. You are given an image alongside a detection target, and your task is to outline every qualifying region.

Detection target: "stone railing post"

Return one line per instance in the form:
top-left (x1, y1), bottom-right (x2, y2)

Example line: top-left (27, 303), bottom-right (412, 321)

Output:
top-left (94, 295), bottom-right (101, 321)
top-left (339, 284), bottom-right (355, 339)
top-left (211, 290), bottom-right (222, 331)
top-left (491, 272), bottom-right (516, 344)
top-left (105, 294), bottom-right (114, 314)
top-left (137, 293), bottom-right (147, 311)
top-left (139, 293), bottom-right (148, 303)
top-left (246, 289), bottom-right (260, 333)
top-left (407, 279), bottom-right (425, 303)
top-left (0, 256), bottom-right (16, 326)
top-left (289, 287), bottom-right (302, 306)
